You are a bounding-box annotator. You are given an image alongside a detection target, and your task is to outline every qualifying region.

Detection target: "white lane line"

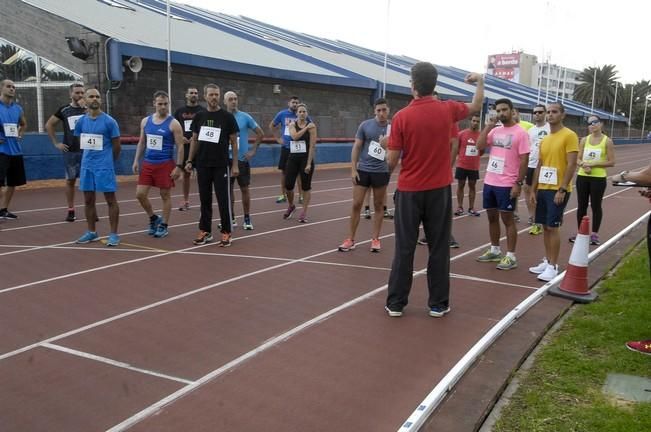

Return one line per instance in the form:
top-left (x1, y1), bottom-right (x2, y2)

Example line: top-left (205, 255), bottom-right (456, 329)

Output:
top-left (450, 273), bottom-right (539, 290)
top-left (40, 343), bottom-right (194, 385)
top-left (0, 244), bottom-right (160, 253)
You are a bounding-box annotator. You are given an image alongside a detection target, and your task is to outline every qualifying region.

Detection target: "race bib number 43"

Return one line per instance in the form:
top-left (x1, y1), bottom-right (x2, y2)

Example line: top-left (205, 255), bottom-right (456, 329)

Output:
top-left (80, 133), bottom-right (103, 151)
top-left (199, 126), bottom-right (221, 143)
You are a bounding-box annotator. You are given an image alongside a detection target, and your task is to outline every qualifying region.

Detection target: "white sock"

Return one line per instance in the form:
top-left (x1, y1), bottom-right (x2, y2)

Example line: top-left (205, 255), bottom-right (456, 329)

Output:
top-left (506, 252), bottom-right (516, 260)
top-left (491, 245), bottom-right (501, 254)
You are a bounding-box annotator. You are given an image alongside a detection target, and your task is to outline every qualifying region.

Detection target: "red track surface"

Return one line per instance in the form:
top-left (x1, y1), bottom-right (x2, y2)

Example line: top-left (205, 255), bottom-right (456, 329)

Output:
top-left (1, 144), bottom-right (649, 431)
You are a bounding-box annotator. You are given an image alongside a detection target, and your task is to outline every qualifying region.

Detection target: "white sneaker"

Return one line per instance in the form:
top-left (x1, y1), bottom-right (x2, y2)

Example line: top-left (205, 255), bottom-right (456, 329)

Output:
top-left (537, 264), bottom-right (559, 282)
top-left (528, 258), bottom-right (549, 274)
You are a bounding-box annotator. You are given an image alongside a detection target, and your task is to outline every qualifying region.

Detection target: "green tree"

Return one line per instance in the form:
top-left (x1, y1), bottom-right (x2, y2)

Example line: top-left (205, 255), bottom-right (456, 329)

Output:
top-left (573, 65), bottom-right (619, 111)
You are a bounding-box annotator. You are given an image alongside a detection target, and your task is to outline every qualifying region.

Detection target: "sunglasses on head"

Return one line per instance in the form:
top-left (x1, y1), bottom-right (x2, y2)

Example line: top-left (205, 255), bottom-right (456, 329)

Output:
top-left (587, 119), bottom-right (600, 126)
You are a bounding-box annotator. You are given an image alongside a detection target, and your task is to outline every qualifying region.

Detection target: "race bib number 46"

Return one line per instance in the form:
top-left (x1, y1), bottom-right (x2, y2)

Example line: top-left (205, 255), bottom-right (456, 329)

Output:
top-left (199, 126), bottom-right (221, 143)
top-left (80, 133), bottom-right (103, 151)
top-left (146, 134), bottom-right (163, 151)
top-left (487, 155), bottom-right (505, 174)
top-left (368, 140), bottom-right (386, 161)
top-left (290, 140), bottom-right (307, 154)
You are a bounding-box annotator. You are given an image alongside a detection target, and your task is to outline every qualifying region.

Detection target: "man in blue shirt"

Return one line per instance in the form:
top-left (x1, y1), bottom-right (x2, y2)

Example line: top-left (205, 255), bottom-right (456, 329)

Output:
top-left (270, 96), bottom-right (302, 204)
top-left (224, 91), bottom-right (263, 230)
top-left (0, 79), bottom-right (27, 219)
top-left (73, 88), bottom-right (122, 246)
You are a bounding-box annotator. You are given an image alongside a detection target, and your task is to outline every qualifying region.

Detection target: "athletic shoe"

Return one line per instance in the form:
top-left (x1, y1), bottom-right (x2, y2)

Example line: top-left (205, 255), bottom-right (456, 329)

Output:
top-left (454, 207), bottom-right (465, 216)
top-left (590, 233), bottom-right (600, 245)
top-left (370, 238), bottom-right (381, 253)
top-left (496, 255), bottom-right (518, 270)
top-left (338, 238), bottom-right (355, 252)
top-left (148, 215), bottom-right (163, 235)
top-left (298, 212), bottom-right (308, 223)
top-left (193, 231), bottom-right (213, 245)
top-left (65, 210), bottom-right (76, 222)
top-left (529, 224), bottom-right (543, 235)
top-left (417, 237), bottom-right (428, 245)
top-left (276, 194), bottom-right (287, 203)
top-left (527, 216), bottom-right (534, 225)
top-left (0, 209), bottom-right (17, 219)
top-left (243, 216), bottom-right (253, 230)
top-left (218, 218), bottom-right (238, 230)
top-left (537, 264), bottom-right (559, 282)
top-left (75, 231), bottom-right (99, 244)
top-left (477, 249), bottom-right (502, 262)
top-left (467, 209), bottom-right (481, 217)
top-left (178, 201), bottom-right (190, 211)
top-left (153, 223), bottom-right (169, 238)
top-left (219, 232), bottom-right (232, 247)
top-left (362, 208), bottom-right (371, 219)
top-left (106, 233), bottom-right (120, 247)
top-left (383, 209), bottom-right (394, 219)
top-left (625, 339), bottom-right (651, 356)
top-left (569, 235), bottom-right (576, 243)
top-left (283, 204), bottom-right (296, 219)
top-left (385, 305), bottom-right (403, 317)
top-left (429, 306), bottom-right (451, 318)
top-left (449, 236), bottom-right (460, 248)
top-left (529, 258), bottom-right (549, 274)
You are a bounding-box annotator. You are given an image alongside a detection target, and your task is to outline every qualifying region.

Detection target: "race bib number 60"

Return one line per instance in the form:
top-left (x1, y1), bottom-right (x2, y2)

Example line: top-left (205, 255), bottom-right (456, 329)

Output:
top-left (368, 140), bottom-right (386, 161)
top-left (80, 133), bottom-right (103, 151)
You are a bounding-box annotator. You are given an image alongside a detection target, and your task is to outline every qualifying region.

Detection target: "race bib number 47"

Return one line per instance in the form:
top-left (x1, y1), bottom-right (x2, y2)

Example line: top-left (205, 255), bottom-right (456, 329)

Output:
top-left (80, 133), bottom-right (103, 151)
top-left (538, 166), bottom-right (558, 185)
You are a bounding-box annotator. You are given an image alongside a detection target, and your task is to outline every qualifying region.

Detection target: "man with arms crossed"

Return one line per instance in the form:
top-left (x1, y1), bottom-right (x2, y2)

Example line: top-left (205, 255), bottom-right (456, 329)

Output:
top-left (133, 91), bottom-right (185, 238)
top-left (45, 83), bottom-right (86, 222)
top-left (74, 89), bottom-right (121, 246)
top-left (452, 114), bottom-right (482, 217)
top-left (173, 87), bottom-right (204, 211)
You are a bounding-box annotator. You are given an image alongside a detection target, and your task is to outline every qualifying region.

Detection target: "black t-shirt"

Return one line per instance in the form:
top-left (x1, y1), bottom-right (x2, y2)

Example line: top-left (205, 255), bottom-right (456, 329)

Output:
top-left (190, 109), bottom-right (239, 168)
top-left (289, 122), bottom-right (313, 159)
top-left (174, 105), bottom-right (205, 140)
top-left (54, 104), bottom-right (87, 151)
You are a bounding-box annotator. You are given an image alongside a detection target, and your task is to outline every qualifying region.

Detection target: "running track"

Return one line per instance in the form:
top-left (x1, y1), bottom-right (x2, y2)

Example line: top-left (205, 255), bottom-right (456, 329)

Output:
top-left (1, 144), bottom-right (649, 431)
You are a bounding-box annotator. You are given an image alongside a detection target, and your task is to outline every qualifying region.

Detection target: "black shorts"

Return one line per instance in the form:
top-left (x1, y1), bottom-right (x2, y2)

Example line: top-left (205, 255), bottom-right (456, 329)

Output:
top-left (355, 170), bottom-right (390, 188)
top-left (229, 160), bottom-right (251, 187)
top-left (0, 154), bottom-right (26, 187)
top-left (277, 146), bottom-right (290, 171)
top-left (524, 167), bottom-right (536, 186)
top-left (182, 143), bottom-right (190, 165)
top-left (454, 167), bottom-right (479, 181)
top-left (285, 156), bottom-right (314, 191)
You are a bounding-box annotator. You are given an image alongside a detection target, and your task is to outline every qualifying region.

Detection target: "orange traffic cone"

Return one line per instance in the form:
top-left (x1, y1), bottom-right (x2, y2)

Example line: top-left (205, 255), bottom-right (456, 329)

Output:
top-left (549, 216), bottom-right (598, 303)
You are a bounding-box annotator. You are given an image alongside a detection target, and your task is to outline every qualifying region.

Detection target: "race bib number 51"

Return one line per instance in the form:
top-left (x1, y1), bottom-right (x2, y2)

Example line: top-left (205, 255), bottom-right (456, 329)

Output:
top-left (290, 140), bottom-right (306, 153)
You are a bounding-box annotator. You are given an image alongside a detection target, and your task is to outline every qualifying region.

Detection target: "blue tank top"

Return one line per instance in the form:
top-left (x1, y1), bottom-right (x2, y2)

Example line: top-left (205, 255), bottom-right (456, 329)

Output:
top-left (144, 115), bottom-right (175, 163)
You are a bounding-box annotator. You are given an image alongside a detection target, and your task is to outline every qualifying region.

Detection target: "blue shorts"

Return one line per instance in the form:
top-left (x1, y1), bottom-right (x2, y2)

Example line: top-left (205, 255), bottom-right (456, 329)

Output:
top-left (63, 151), bottom-right (82, 180)
top-left (79, 168), bottom-right (117, 192)
top-left (483, 184), bottom-right (515, 212)
top-left (535, 189), bottom-right (570, 227)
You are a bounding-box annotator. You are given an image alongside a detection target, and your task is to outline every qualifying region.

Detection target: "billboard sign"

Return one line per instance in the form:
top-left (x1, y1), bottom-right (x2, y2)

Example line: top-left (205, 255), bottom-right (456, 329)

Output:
top-left (487, 53), bottom-right (521, 82)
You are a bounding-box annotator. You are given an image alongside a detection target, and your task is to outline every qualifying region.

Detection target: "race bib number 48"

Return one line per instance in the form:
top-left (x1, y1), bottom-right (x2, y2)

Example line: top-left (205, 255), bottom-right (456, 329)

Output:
top-left (80, 133), bottom-right (103, 151)
top-left (199, 126), bottom-right (221, 143)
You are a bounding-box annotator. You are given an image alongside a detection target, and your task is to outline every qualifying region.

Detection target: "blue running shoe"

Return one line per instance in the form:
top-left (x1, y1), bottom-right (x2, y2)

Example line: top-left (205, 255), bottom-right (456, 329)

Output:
top-left (106, 233), bottom-right (121, 247)
top-left (429, 306), bottom-right (451, 317)
top-left (153, 223), bottom-right (169, 238)
top-left (148, 215), bottom-right (163, 235)
top-left (76, 231), bottom-right (98, 244)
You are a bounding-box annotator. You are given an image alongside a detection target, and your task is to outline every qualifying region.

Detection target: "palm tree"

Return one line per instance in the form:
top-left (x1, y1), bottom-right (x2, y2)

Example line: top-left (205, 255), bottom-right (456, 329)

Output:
top-left (573, 65), bottom-right (619, 111)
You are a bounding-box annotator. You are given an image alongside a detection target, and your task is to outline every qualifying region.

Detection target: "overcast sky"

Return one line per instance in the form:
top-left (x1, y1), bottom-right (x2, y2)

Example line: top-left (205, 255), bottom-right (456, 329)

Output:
top-left (181, 0), bottom-right (647, 84)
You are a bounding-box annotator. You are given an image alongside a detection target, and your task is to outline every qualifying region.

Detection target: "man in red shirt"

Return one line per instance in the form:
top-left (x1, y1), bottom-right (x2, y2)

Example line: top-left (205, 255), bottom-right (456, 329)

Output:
top-left (453, 114), bottom-right (482, 216)
top-left (385, 62), bottom-right (484, 318)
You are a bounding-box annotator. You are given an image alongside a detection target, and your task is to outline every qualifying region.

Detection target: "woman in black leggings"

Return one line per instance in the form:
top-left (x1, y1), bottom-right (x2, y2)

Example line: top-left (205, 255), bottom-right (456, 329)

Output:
top-left (573, 115), bottom-right (615, 245)
top-left (283, 104), bottom-right (317, 223)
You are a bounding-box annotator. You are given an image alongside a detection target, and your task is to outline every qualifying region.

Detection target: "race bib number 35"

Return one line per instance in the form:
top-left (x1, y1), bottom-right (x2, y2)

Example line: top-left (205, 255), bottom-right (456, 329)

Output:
top-left (368, 140), bottom-right (386, 161)
top-left (487, 155), bottom-right (505, 174)
top-left (290, 140), bottom-right (307, 154)
top-left (199, 126), bottom-right (221, 143)
top-left (146, 134), bottom-right (163, 151)
top-left (80, 133), bottom-right (103, 151)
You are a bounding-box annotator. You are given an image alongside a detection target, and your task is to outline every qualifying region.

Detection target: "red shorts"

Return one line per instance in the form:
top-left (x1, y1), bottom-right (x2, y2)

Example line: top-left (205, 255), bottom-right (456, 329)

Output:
top-left (138, 160), bottom-right (175, 189)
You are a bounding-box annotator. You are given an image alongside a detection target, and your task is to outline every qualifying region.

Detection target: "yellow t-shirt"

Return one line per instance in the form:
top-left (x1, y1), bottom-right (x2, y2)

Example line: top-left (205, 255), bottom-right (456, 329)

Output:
top-left (538, 127), bottom-right (579, 191)
top-left (518, 120), bottom-right (534, 131)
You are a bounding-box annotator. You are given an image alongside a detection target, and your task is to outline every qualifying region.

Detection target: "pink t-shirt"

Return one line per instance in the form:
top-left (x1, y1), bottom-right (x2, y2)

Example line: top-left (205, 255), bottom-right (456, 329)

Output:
top-left (484, 124), bottom-right (530, 187)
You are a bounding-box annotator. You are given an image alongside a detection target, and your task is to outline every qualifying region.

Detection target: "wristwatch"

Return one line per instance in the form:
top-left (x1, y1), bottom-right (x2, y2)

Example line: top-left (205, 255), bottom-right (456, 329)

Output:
top-left (558, 187), bottom-right (567, 194)
top-left (176, 163), bottom-right (184, 168)
top-left (515, 180), bottom-right (523, 186)
top-left (619, 170), bottom-right (629, 182)
top-left (186, 160), bottom-right (193, 166)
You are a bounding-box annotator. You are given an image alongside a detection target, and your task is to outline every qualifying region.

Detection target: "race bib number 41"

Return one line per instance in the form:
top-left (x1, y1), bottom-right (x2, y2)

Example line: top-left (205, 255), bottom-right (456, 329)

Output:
top-left (80, 133), bottom-right (103, 151)
top-left (199, 126), bottom-right (221, 143)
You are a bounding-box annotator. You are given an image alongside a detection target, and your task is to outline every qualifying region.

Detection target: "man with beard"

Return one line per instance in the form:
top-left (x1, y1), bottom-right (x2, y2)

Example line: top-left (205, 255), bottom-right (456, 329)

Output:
top-left (0, 79), bottom-right (27, 220)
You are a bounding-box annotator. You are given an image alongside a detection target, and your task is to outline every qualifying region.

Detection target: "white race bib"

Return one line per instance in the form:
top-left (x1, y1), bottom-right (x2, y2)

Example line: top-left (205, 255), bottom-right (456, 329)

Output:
top-left (184, 120), bottom-right (193, 133)
top-left (538, 166), bottom-right (558, 185)
top-left (199, 126), bottom-right (221, 143)
top-left (368, 140), bottom-right (386, 161)
top-left (283, 125), bottom-right (290, 136)
top-left (146, 134), bottom-right (163, 151)
top-left (3, 123), bottom-right (18, 137)
top-left (290, 140), bottom-right (307, 153)
top-left (386, 124), bottom-right (391, 136)
top-left (67, 115), bottom-right (82, 132)
top-left (80, 133), bottom-right (103, 151)
top-left (583, 148), bottom-right (602, 162)
top-left (465, 145), bottom-right (478, 157)
top-left (487, 155), bottom-right (505, 174)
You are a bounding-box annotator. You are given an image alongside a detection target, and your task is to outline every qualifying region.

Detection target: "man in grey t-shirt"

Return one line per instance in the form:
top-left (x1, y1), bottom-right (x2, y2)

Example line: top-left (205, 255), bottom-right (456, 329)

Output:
top-left (338, 98), bottom-right (391, 253)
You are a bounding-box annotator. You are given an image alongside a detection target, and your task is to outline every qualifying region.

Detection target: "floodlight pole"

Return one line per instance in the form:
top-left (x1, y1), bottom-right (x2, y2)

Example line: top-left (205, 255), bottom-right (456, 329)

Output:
top-left (641, 93), bottom-right (650, 139)
top-left (627, 84), bottom-right (635, 139)
top-left (381, 0), bottom-right (391, 98)
top-left (167, 0), bottom-right (172, 110)
top-left (590, 67), bottom-right (597, 114)
top-left (610, 82), bottom-right (618, 138)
